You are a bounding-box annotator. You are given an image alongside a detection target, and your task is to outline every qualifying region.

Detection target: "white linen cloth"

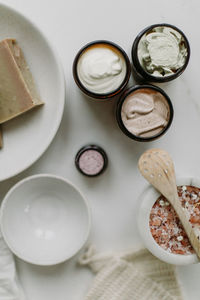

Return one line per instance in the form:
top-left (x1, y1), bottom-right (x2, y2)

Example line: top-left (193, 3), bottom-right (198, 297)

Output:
top-left (0, 229), bottom-right (25, 300)
top-left (0, 227), bottom-right (184, 300)
top-left (79, 246), bottom-right (184, 300)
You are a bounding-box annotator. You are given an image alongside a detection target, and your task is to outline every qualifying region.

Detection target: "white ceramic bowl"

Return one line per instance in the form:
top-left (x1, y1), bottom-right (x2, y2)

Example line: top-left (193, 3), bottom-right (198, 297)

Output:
top-left (0, 174), bottom-right (91, 265)
top-left (138, 177), bottom-right (200, 265)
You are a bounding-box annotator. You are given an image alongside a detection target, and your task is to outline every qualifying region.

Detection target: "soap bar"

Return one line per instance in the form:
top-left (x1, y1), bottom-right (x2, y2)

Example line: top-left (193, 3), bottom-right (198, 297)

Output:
top-left (0, 39), bottom-right (43, 124)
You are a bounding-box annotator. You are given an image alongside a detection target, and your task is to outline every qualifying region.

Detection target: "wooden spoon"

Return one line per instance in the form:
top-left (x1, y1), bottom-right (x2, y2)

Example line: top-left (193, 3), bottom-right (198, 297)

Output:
top-left (138, 148), bottom-right (200, 259)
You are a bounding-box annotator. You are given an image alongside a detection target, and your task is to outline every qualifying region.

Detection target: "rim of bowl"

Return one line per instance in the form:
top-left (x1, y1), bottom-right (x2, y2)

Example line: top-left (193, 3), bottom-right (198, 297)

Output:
top-left (116, 84), bottom-right (174, 142)
top-left (75, 144), bottom-right (108, 177)
top-left (131, 23), bottom-right (190, 83)
top-left (138, 176), bottom-right (200, 265)
top-left (73, 40), bottom-right (131, 100)
top-left (0, 174), bottom-right (91, 266)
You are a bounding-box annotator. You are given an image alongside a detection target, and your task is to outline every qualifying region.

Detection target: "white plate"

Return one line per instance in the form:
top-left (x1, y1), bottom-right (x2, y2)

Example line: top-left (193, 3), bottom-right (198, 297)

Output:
top-left (0, 174), bottom-right (91, 265)
top-left (0, 4), bottom-right (65, 181)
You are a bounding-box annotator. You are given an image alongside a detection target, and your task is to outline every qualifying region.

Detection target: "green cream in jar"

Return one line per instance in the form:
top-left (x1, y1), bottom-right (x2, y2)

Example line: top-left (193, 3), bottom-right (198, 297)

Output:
top-left (137, 26), bottom-right (188, 77)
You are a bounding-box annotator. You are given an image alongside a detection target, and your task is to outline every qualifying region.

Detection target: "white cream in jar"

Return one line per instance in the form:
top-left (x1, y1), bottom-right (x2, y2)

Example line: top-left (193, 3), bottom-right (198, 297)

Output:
top-left (77, 44), bottom-right (127, 94)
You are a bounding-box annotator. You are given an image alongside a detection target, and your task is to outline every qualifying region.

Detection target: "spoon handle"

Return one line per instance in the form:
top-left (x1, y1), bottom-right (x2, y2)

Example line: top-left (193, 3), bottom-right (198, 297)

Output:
top-left (171, 192), bottom-right (200, 258)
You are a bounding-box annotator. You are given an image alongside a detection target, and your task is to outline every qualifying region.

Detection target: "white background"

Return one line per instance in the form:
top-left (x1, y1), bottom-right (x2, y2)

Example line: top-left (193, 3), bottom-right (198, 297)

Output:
top-left (0, 0), bottom-right (199, 299)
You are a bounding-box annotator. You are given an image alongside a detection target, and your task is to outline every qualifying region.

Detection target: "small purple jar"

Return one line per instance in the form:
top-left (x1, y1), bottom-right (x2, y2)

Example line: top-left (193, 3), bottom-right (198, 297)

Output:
top-left (75, 145), bottom-right (108, 177)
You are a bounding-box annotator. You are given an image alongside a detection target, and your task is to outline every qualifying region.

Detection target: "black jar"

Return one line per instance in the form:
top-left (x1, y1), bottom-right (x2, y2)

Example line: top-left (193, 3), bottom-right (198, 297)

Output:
top-left (116, 85), bottom-right (174, 142)
top-left (73, 40), bottom-right (131, 100)
top-left (75, 145), bottom-right (108, 177)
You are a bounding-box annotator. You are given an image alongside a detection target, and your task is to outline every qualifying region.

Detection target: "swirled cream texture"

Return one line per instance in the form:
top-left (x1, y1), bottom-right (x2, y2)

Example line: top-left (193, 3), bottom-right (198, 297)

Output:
top-left (121, 89), bottom-right (170, 138)
top-left (138, 26), bottom-right (188, 77)
top-left (77, 44), bottom-right (127, 94)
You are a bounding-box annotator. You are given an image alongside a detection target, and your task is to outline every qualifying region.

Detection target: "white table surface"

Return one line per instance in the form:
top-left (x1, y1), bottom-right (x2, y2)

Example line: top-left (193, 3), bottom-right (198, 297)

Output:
top-left (0, 0), bottom-right (199, 299)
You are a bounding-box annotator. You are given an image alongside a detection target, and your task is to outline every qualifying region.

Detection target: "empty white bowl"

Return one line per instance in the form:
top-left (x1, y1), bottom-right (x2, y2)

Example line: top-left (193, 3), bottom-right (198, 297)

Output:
top-left (138, 177), bottom-right (199, 265)
top-left (0, 174), bottom-right (91, 265)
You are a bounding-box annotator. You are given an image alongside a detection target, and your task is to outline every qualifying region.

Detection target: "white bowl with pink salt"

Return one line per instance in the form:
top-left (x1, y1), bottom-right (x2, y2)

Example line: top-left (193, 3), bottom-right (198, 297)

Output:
top-left (138, 177), bottom-right (200, 265)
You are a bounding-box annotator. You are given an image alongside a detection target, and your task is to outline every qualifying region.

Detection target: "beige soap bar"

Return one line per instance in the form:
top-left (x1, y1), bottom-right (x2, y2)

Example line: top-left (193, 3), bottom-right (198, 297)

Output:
top-left (0, 39), bottom-right (43, 124)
